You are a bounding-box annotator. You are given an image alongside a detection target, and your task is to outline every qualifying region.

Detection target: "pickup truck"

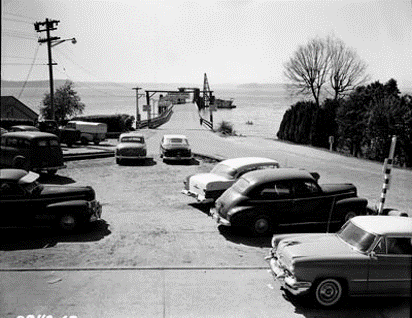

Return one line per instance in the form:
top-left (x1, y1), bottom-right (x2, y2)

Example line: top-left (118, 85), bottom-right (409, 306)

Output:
top-left (37, 120), bottom-right (81, 147)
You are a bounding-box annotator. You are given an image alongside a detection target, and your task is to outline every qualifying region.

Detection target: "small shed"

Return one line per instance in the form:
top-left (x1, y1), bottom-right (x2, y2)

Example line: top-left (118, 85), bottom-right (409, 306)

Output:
top-left (1, 96), bottom-right (39, 121)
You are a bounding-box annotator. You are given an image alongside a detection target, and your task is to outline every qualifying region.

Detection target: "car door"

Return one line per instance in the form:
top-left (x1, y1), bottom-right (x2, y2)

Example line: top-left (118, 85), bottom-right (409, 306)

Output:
top-left (247, 181), bottom-right (294, 225)
top-left (0, 181), bottom-right (30, 226)
top-left (291, 179), bottom-right (334, 225)
top-left (368, 236), bottom-right (412, 295)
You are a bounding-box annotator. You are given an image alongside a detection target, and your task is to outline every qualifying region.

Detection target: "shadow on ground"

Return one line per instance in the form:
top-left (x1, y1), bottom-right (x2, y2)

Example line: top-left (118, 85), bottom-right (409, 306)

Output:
top-left (117, 158), bottom-right (157, 166)
top-left (163, 158), bottom-right (200, 165)
top-left (0, 220), bottom-right (111, 251)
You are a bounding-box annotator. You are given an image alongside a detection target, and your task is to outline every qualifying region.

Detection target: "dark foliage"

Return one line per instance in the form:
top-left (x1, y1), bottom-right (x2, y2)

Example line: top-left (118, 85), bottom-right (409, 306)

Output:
top-left (277, 78), bottom-right (412, 167)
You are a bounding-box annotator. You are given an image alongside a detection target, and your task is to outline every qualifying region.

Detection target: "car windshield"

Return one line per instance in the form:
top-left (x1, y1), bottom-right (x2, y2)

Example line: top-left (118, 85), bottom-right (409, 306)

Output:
top-left (121, 136), bottom-right (144, 143)
top-left (210, 163), bottom-right (237, 178)
top-left (337, 220), bottom-right (377, 252)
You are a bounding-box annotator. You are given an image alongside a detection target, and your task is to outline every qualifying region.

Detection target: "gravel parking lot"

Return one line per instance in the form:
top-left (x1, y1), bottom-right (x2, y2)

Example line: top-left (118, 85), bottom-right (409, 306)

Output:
top-left (0, 156), bottom-right (272, 269)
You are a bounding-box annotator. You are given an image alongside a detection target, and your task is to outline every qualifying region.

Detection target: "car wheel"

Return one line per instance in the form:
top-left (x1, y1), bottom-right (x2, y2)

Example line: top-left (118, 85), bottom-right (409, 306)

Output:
top-left (12, 156), bottom-right (29, 171)
top-left (343, 211), bottom-right (357, 224)
top-left (58, 214), bottom-right (78, 232)
top-left (251, 216), bottom-right (271, 236)
top-left (313, 278), bottom-right (344, 307)
top-left (93, 139), bottom-right (100, 145)
top-left (81, 137), bottom-right (88, 145)
top-left (116, 158), bottom-right (122, 165)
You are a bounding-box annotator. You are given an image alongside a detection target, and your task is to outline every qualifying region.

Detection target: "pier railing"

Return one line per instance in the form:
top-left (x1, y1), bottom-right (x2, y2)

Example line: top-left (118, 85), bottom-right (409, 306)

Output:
top-left (137, 105), bottom-right (174, 129)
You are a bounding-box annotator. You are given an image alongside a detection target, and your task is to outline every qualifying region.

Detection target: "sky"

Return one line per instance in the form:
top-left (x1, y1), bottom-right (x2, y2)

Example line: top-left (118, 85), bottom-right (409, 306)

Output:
top-left (1, 0), bottom-right (412, 89)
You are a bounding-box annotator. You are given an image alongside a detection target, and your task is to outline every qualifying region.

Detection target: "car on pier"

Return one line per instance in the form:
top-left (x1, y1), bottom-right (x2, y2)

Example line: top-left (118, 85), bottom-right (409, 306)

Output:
top-left (0, 169), bottom-right (102, 231)
top-left (182, 157), bottom-right (280, 203)
top-left (210, 168), bottom-right (368, 236)
top-left (115, 132), bottom-right (147, 164)
top-left (160, 134), bottom-right (192, 162)
top-left (266, 215), bottom-right (412, 307)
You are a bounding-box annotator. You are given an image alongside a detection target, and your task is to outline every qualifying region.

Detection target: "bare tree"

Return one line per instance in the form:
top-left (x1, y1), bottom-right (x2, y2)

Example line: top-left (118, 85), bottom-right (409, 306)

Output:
top-left (327, 35), bottom-right (369, 100)
top-left (284, 37), bottom-right (330, 108)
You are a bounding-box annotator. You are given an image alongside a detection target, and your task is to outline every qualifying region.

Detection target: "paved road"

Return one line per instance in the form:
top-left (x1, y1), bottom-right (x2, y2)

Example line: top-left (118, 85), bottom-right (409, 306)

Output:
top-left (1, 103), bottom-right (411, 318)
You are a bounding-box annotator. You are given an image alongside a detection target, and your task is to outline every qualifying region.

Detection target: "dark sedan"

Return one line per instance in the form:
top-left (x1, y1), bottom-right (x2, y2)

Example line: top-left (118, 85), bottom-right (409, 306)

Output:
top-left (0, 169), bottom-right (102, 231)
top-left (211, 168), bottom-right (368, 236)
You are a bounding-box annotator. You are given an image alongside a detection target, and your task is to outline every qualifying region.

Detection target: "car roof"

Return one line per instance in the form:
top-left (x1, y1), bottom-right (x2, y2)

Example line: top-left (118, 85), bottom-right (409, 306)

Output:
top-left (1, 131), bottom-right (58, 139)
top-left (0, 169), bottom-right (29, 181)
top-left (163, 134), bottom-right (187, 139)
top-left (120, 132), bottom-right (144, 138)
top-left (241, 168), bottom-right (314, 185)
top-left (219, 157), bottom-right (279, 169)
top-left (351, 215), bottom-right (412, 236)
top-left (11, 125), bottom-right (39, 129)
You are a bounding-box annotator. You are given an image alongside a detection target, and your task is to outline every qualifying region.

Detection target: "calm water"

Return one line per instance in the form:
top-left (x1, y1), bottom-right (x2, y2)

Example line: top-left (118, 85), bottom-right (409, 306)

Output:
top-left (2, 82), bottom-right (304, 139)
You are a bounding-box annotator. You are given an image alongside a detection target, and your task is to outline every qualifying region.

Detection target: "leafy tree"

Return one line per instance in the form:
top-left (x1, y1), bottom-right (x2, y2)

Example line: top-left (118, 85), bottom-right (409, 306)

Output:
top-left (40, 81), bottom-right (85, 124)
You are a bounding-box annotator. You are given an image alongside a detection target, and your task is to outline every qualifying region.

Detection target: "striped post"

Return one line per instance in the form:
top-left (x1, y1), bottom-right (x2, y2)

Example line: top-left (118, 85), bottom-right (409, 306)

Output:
top-left (377, 136), bottom-right (397, 215)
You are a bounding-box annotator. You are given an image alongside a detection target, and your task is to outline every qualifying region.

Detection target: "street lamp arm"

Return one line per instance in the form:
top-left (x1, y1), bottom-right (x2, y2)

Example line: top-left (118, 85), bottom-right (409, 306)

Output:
top-left (51, 37), bottom-right (77, 47)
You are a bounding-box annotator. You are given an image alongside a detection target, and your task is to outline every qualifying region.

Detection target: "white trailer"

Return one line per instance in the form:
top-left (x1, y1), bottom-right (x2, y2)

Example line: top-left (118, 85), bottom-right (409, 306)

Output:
top-left (66, 121), bottom-right (107, 145)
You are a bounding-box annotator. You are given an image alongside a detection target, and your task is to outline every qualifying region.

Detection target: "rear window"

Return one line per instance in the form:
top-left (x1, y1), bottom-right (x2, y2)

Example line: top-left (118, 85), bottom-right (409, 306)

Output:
top-left (121, 136), bottom-right (144, 143)
top-left (211, 163), bottom-right (237, 178)
top-left (3, 137), bottom-right (30, 148)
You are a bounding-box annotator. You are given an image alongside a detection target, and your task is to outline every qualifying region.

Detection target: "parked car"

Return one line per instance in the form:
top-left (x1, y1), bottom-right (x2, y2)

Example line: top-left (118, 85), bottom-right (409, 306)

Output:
top-left (182, 157), bottom-right (280, 203)
top-left (210, 168), bottom-right (368, 236)
top-left (160, 134), bottom-right (192, 162)
top-left (115, 132), bottom-right (147, 164)
top-left (66, 121), bottom-right (107, 145)
top-left (37, 120), bottom-right (81, 147)
top-left (266, 215), bottom-right (412, 307)
top-left (0, 131), bottom-right (66, 175)
top-left (0, 169), bottom-right (102, 231)
top-left (9, 125), bottom-right (40, 132)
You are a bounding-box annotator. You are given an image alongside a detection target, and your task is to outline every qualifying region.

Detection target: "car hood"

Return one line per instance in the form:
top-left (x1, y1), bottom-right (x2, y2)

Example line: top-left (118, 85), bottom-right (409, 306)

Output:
top-left (39, 184), bottom-right (95, 200)
top-left (189, 173), bottom-right (233, 191)
top-left (116, 143), bottom-right (145, 150)
top-left (277, 234), bottom-right (357, 261)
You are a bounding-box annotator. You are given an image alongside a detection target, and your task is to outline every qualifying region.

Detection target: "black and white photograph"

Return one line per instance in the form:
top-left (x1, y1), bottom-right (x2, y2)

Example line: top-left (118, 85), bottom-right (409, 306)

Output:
top-left (1, 0), bottom-right (411, 317)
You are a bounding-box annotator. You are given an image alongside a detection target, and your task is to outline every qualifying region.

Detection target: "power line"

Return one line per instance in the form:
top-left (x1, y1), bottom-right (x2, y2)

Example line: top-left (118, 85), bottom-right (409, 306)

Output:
top-left (3, 17), bottom-right (33, 25)
top-left (3, 11), bottom-right (34, 22)
top-left (18, 44), bottom-right (41, 99)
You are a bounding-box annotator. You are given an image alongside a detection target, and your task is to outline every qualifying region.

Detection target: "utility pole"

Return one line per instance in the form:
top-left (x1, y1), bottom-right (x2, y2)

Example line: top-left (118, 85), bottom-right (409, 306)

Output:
top-left (133, 87), bottom-right (142, 129)
top-left (35, 19), bottom-right (60, 121)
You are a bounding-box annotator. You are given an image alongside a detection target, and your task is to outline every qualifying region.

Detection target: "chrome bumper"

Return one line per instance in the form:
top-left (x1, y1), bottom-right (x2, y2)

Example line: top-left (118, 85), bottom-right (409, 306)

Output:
top-left (89, 200), bottom-right (102, 222)
top-left (209, 207), bottom-right (231, 226)
top-left (266, 254), bottom-right (312, 296)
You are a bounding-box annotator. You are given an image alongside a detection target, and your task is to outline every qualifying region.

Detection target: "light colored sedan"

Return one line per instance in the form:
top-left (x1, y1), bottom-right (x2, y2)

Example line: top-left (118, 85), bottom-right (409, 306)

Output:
top-left (115, 132), bottom-right (147, 164)
top-left (182, 157), bottom-right (279, 203)
top-left (267, 215), bottom-right (412, 307)
top-left (160, 134), bottom-right (192, 162)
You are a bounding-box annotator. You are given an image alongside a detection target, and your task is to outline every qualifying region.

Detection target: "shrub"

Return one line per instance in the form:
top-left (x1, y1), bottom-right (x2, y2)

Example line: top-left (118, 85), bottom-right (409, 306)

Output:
top-left (216, 120), bottom-right (236, 136)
